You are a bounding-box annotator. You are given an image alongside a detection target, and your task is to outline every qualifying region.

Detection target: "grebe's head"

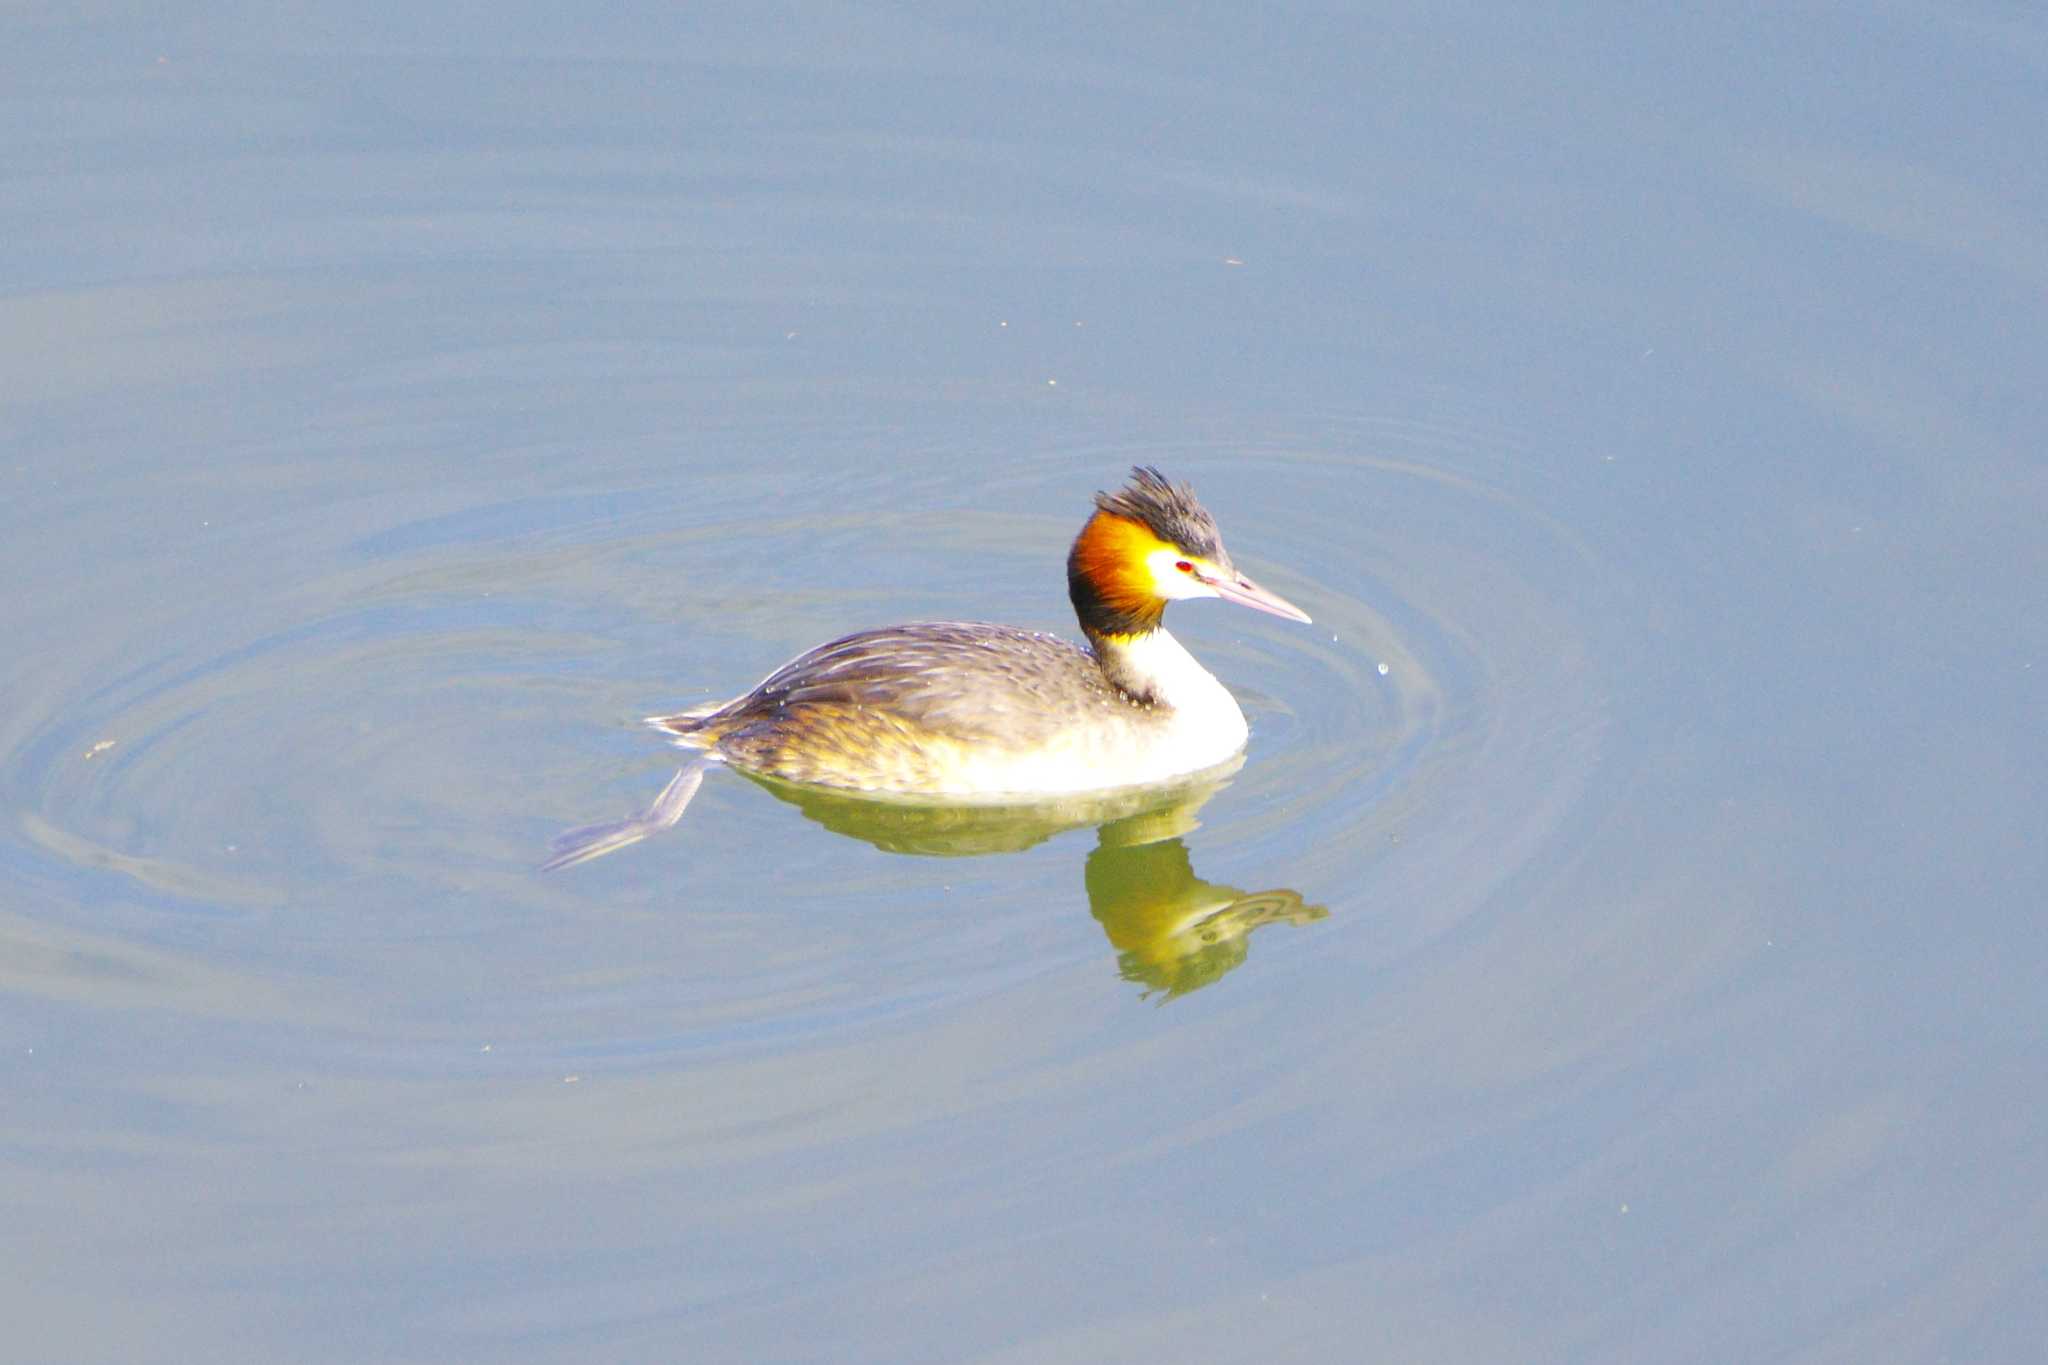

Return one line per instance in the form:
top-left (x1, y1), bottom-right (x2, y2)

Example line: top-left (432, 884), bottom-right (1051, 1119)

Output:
top-left (1067, 466), bottom-right (1312, 638)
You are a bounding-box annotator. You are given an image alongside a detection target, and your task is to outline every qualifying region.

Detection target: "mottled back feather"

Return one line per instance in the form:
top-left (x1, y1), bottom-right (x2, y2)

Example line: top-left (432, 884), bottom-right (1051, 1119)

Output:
top-left (650, 622), bottom-right (1131, 775)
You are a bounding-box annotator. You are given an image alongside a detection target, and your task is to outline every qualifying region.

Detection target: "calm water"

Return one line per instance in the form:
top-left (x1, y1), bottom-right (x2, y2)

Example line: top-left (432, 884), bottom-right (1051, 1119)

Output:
top-left (7, 6), bottom-right (2045, 1362)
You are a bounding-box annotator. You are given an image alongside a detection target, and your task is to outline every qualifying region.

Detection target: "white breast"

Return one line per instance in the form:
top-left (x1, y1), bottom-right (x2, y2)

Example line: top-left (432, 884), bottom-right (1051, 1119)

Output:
top-left (941, 629), bottom-right (1249, 796)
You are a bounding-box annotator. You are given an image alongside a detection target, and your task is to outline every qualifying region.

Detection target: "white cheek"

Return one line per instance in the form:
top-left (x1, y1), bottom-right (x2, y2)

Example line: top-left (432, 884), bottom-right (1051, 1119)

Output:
top-left (1146, 547), bottom-right (1218, 601)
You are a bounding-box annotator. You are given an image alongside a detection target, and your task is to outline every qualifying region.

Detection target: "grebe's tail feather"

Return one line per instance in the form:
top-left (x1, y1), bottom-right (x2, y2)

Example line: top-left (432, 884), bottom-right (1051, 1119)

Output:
top-left (540, 758), bottom-right (713, 871)
top-left (647, 699), bottom-right (723, 734)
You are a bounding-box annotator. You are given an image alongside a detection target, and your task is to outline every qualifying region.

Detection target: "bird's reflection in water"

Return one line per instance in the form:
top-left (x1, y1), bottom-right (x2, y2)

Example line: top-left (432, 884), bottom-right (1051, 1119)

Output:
top-left (1084, 828), bottom-right (1326, 1001)
top-left (742, 760), bottom-right (1326, 1000)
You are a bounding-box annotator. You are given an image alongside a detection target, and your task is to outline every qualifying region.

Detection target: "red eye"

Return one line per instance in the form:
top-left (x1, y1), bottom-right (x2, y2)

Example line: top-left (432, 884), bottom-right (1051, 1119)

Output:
top-left (1175, 560), bottom-right (1194, 573)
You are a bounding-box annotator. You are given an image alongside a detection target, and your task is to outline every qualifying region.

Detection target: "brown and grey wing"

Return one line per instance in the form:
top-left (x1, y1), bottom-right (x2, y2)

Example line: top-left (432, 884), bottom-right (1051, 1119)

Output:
top-left (672, 622), bottom-right (1105, 745)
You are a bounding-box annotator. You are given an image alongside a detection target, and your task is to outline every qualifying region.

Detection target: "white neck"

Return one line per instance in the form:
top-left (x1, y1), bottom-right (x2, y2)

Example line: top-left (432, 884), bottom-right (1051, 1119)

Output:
top-left (1094, 628), bottom-right (1248, 748)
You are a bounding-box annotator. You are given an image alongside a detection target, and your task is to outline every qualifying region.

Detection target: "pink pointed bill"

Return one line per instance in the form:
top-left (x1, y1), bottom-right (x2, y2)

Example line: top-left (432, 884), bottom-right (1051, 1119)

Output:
top-left (1201, 569), bottom-right (1312, 623)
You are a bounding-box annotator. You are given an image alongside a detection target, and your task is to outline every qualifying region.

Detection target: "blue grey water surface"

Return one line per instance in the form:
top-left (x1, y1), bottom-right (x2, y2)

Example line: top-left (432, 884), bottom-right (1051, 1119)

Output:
top-left (5, 4), bottom-right (2045, 1362)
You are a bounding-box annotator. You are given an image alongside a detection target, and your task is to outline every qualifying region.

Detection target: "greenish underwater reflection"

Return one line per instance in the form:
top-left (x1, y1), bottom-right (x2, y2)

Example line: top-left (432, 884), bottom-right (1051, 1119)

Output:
top-left (748, 763), bottom-right (1328, 1001)
top-left (550, 757), bottom-right (1325, 998)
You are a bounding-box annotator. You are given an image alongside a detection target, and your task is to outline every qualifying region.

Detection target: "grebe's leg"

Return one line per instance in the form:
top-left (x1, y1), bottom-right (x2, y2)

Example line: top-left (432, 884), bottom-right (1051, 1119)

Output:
top-left (540, 759), bottom-right (712, 871)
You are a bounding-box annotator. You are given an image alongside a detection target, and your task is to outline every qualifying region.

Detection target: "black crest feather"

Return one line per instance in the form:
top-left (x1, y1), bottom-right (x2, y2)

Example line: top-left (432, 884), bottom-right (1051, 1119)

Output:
top-left (1094, 466), bottom-right (1226, 562)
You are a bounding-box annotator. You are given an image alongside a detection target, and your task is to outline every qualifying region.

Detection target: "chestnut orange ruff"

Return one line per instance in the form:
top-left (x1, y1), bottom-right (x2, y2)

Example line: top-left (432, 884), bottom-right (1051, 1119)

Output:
top-left (1067, 507), bottom-right (1176, 637)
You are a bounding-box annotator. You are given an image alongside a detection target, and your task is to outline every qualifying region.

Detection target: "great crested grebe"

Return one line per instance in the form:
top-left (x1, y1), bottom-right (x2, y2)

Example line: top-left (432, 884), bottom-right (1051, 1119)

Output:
top-left (543, 467), bottom-right (1309, 869)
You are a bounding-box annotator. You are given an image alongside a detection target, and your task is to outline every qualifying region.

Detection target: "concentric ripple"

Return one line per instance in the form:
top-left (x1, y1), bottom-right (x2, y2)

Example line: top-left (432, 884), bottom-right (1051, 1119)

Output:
top-left (7, 398), bottom-right (1627, 1050)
